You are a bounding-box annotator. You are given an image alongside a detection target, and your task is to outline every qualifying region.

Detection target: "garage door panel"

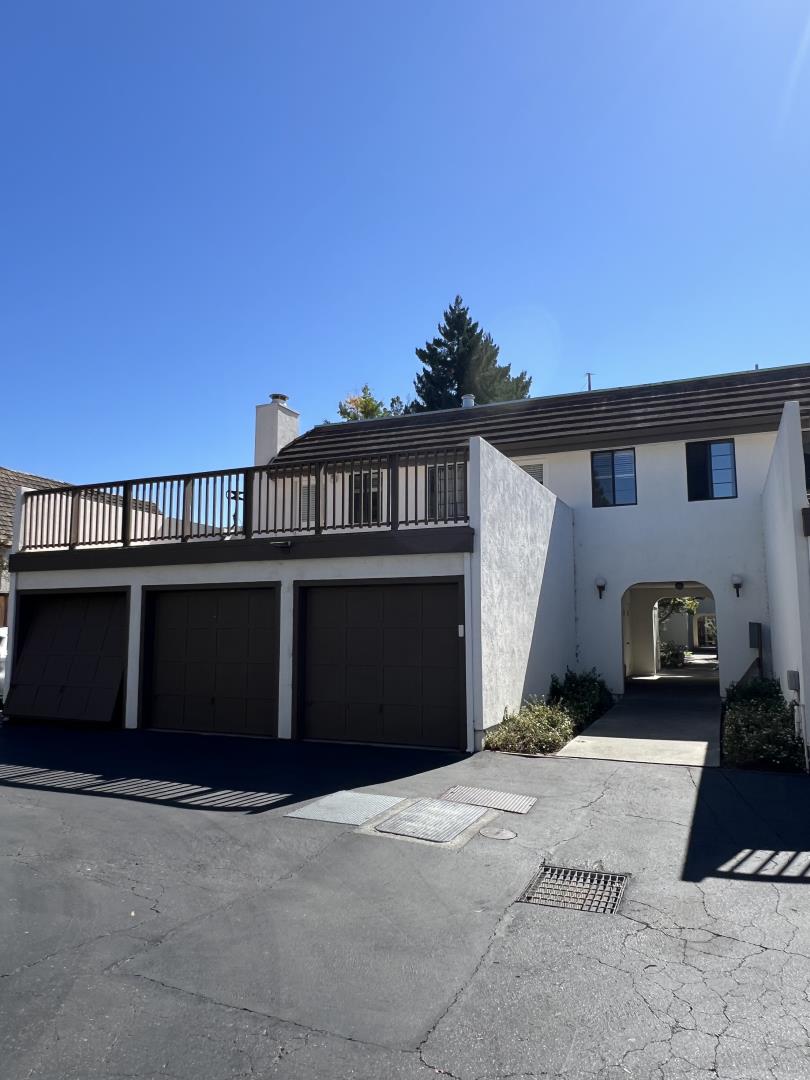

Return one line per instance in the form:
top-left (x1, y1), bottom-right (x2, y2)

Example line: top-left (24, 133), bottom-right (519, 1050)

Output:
top-left (145, 588), bottom-right (278, 737)
top-left (158, 625), bottom-right (187, 662)
top-left (185, 627), bottom-right (214, 662)
top-left (187, 592), bottom-right (218, 627)
top-left (154, 660), bottom-right (186, 695)
top-left (42, 653), bottom-right (71, 685)
top-left (382, 586), bottom-right (422, 628)
top-left (68, 654), bottom-right (99, 686)
top-left (83, 686), bottom-right (121, 725)
top-left (308, 589), bottom-right (346, 628)
top-left (300, 582), bottom-right (463, 749)
top-left (420, 585), bottom-right (458, 627)
top-left (217, 590), bottom-right (250, 628)
top-left (308, 626), bottom-right (344, 664)
top-left (346, 589), bottom-right (382, 627)
top-left (305, 701), bottom-right (345, 740)
top-left (346, 664), bottom-right (383, 703)
top-left (183, 695), bottom-right (215, 732)
top-left (421, 666), bottom-right (458, 707)
top-left (382, 704), bottom-right (421, 743)
top-left (247, 663), bottom-right (276, 697)
top-left (422, 628), bottom-right (458, 666)
top-left (308, 663), bottom-right (346, 702)
top-left (59, 686), bottom-right (90, 720)
top-left (185, 661), bottom-right (215, 696)
top-left (383, 628), bottom-right (420, 666)
top-left (422, 706), bottom-right (459, 746)
top-left (345, 703), bottom-right (382, 742)
top-left (216, 627), bottom-right (247, 662)
top-left (346, 627), bottom-right (383, 666)
top-left (215, 662), bottom-right (248, 697)
top-left (247, 627), bottom-right (276, 661)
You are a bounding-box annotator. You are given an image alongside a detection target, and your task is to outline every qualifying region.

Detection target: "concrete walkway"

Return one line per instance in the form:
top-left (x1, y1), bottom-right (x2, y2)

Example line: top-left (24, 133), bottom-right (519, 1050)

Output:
top-left (557, 679), bottom-right (721, 766)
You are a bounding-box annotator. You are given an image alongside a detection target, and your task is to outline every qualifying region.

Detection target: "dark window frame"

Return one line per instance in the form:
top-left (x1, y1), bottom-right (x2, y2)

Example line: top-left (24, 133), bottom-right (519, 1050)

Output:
top-left (427, 462), bottom-right (467, 521)
top-left (685, 439), bottom-right (738, 502)
top-left (590, 448), bottom-right (637, 508)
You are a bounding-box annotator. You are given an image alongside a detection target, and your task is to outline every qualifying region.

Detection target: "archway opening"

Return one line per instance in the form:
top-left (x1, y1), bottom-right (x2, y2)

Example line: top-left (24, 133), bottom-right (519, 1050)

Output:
top-left (621, 581), bottom-right (719, 694)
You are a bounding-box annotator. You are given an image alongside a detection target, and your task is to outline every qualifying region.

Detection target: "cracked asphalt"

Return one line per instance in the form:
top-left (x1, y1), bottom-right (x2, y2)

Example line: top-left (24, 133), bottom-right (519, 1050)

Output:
top-left (2, 724), bottom-right (810, 1079)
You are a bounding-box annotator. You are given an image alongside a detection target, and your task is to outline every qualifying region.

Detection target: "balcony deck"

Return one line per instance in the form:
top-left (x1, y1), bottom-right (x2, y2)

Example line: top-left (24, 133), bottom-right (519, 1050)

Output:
top-left (10, 448), bottom-right (474, 571)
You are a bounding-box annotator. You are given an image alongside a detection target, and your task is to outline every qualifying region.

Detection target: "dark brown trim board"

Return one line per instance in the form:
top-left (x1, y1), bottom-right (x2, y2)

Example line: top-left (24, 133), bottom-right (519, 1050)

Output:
top-left (138, 583), bottom-right (281, 737)
top-left (10, 526), bottom-right (475, 573)
top-left (292, 576), bottom-right (467, 750)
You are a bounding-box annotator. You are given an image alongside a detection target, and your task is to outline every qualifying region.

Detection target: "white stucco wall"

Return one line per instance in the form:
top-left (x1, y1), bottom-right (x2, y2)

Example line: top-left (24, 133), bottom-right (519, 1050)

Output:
top-left (469, 437), bottom-right (575, 744)
top-left (516, 432), bottom-right (775, 694)
top-left (762, 402), bottom-right (810, 723)
top-left (10, 552), bottom-right (469, 742)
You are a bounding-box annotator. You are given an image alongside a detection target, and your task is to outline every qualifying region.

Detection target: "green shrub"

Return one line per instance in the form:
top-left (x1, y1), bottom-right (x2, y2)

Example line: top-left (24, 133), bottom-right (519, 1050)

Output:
top-left (723, 694), bottom-right (804, 772)
top-left (659, 641), bottom-right (686, 669)
top-left (485, 699), bottom-right (575, 755)
top-left (547, 668), bottom-right (613, 730)
top-left (725, 676), bottom-right (784, 705)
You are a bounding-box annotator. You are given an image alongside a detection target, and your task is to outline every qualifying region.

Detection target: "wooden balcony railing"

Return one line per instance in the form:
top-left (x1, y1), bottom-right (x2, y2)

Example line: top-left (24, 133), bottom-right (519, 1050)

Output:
top-left (18, 448), bottom-right (469, 552)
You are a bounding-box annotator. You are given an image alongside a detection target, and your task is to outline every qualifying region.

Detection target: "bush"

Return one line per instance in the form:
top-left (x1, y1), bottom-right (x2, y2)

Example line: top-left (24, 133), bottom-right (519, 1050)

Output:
top-left (485, 699), bottom-right (575, 755)
top-left (547, 668), bottom-right (613, 730)
top-left (725, 676), bottom-right (784, 705)
top-left (723, 693), bottom-right (805, 772)
top-left (659, 641), bottom-right (686, 669)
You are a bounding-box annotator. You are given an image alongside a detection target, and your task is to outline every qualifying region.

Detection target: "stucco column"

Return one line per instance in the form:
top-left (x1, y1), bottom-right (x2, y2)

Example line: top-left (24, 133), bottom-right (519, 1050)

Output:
top-left (124, 586), bottom-right (142, 729)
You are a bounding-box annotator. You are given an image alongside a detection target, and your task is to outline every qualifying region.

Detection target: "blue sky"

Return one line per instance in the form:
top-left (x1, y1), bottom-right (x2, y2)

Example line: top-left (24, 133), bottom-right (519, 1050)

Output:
top-left (3, 1), bottom-right (810, 482)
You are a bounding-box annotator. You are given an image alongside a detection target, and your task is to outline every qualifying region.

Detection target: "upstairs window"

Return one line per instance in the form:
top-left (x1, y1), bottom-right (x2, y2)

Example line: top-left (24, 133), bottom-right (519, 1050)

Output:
top-left (686, 440), bottom-right (737, 500)
top-left (591, 449), bottom-right (636, 507)
top-left (350, 468), bottom-right (381, 525)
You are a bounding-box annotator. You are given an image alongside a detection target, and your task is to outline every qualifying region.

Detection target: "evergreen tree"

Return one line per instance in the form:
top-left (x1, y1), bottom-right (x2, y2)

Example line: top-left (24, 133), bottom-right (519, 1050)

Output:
top-left (335, 384), bottom-right (405, 421)
top-left (410, 296), bottom-right (531, 411)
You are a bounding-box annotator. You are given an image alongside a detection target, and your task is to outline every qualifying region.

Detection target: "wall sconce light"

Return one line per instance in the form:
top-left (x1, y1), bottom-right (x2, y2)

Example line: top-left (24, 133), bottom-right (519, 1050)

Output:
top-left (731, 574), bottom-right (743, 598)
top-left (595, 576), bottom-right (607, 600)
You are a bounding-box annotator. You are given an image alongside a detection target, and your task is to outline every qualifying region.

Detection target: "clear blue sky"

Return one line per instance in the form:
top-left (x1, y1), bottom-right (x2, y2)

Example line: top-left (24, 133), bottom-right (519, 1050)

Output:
top-left (4, 1), bottom-right (810, 483)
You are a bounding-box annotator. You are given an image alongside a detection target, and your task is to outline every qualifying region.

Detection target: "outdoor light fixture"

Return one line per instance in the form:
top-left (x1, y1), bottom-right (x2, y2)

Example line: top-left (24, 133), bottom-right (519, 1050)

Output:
top-left (595, 576), bottom-right (606, 599)
top-left (731, 574), bottom-right (743, 598)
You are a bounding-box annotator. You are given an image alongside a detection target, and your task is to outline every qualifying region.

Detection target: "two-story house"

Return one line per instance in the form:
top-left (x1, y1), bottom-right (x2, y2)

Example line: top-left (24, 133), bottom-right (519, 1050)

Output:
top-left (4, 364), bottom-right (810, 753)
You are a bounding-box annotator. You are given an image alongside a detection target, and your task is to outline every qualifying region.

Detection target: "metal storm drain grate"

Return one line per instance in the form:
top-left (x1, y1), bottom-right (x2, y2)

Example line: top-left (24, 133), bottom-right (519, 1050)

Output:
top-left (518, 865), bottom-right (629, 915)
top-left (441, 785), bottom-right (536, 815)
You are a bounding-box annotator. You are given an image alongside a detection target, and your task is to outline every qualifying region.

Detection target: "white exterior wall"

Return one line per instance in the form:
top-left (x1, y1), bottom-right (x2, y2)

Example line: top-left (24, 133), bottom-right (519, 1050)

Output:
top-left (517, 431), bottom-right (775, 694)
top-left (762, 402), bottom-right (810, 726)
top-left (469, 437), bottom-right (576, 744)
top-left (10, 552), bottom-right (470, 743)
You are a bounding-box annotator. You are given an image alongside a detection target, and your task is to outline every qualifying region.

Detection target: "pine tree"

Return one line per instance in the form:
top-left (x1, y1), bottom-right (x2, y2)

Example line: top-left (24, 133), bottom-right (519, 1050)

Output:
top-left (410, 296), bottom-right (531, 411)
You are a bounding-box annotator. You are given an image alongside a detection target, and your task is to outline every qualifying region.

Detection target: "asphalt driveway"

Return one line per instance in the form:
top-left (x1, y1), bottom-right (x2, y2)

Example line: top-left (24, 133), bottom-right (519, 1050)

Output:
top-left (2, 724), bottom-right (810, 1079)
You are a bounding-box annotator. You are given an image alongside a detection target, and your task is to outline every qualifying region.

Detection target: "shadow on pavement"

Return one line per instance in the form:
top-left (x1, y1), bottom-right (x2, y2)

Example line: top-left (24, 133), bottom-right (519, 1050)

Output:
top-left (0, 722), bottom-right (462, 814)
top-left (682, 765), bottom-right (810, 883)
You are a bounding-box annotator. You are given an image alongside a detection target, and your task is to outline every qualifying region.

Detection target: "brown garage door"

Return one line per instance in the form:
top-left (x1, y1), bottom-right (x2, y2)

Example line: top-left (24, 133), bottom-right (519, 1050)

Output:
top-left (299, 581), bottom-right (465, 749)
top-left (5, 592), bottom-right (126, 724)
top-left (143, 587), bottom-right (278, 736)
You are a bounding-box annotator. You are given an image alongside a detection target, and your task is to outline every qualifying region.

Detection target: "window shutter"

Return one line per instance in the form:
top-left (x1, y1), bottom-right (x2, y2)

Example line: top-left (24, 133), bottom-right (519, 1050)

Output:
top-left (685, 442), bottom-right (710, 501)
top-left (521, 463), bottom-right (544, 484)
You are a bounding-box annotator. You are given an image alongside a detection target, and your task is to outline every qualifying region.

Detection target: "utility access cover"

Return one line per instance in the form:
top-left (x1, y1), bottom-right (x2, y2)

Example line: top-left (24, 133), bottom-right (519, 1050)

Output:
top-left (441, 785), bottom-right (536, 815)
top-left (286, 791), bottom-right (404, 826)
top-left (518, 865), bottom-right (629, 915)
top-left (375, 798), bottom-right (488, 843)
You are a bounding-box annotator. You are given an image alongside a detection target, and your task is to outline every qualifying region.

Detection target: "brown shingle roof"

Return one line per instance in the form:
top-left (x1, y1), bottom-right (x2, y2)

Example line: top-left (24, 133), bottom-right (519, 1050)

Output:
top-left (0, 468), bottom-right (65, 547)
top-left (274, 363), bottom-right (810, 463)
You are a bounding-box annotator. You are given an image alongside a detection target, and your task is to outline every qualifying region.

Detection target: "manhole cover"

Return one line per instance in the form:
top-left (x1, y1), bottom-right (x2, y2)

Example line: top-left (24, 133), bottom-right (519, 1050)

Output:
top-left (375, 798), bottom-right (488, 843)
top-left (286, 791), bottom-right (404, 825)
top-left (441, 785), bottom-right (536, 814)
top-left (479, 826), bottom-right (517, 840)
top-left (518, 865), bottom-right (629, 915)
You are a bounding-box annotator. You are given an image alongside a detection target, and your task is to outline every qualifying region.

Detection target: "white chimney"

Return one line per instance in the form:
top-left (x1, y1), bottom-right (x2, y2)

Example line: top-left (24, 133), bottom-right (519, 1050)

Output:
top-left (461, 393), bottom-right (475, 409)
top-left (254, 393), bottom-right (300, 465)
